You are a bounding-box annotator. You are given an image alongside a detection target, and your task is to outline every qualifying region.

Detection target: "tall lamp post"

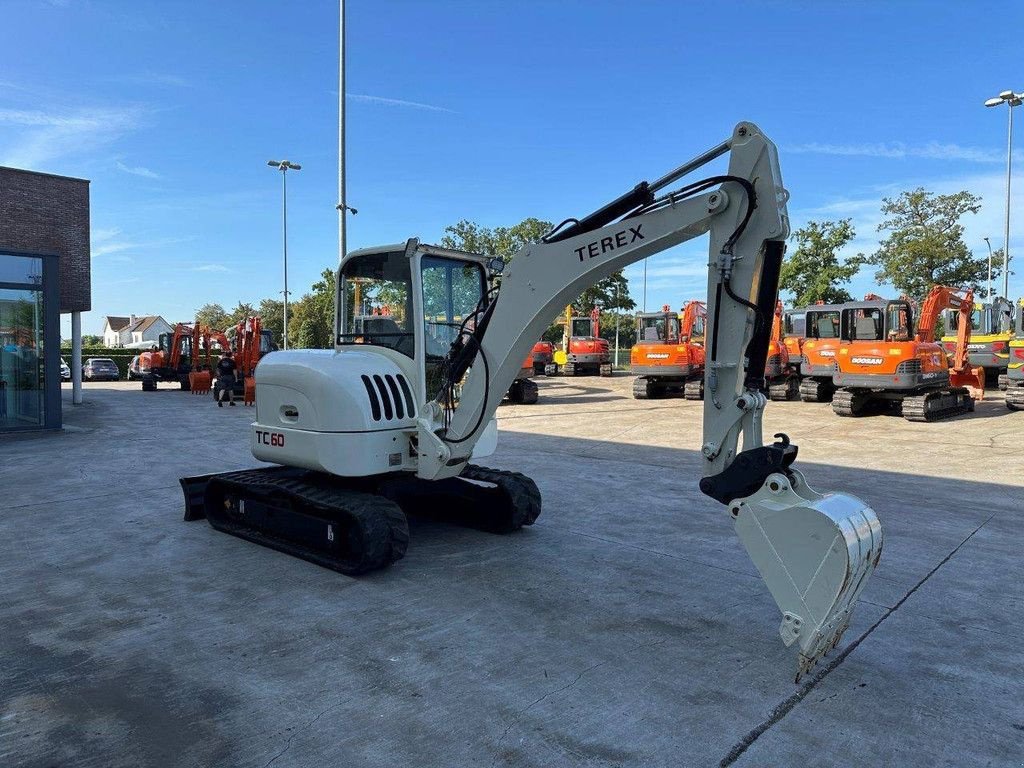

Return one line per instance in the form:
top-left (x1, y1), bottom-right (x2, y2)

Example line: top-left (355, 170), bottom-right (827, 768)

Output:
top-left (983, 236), bottom-right (993, 299)
top-left (267, 159), bottom-right (302, 349)
top-left (984, 90), bottom-right (1022, 298)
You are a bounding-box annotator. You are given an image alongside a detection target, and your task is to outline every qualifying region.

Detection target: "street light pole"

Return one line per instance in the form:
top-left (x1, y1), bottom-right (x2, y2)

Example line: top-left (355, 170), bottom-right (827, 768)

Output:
top-left (984, 237), bottom-right (993, 298)
top-left (985, 90), bottom-right (1022, 298)
top-left (267, 159), bottom-right (302, 349)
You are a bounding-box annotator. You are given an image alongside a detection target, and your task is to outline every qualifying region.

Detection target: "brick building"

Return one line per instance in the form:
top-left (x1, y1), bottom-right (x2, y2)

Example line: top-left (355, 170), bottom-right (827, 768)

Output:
top-left (0, 166), bottom-right (91, 431)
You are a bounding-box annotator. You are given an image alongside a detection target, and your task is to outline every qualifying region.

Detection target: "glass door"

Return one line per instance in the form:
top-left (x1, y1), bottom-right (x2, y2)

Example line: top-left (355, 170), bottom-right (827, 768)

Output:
top-left (0, 287), bottom-right (44, 428)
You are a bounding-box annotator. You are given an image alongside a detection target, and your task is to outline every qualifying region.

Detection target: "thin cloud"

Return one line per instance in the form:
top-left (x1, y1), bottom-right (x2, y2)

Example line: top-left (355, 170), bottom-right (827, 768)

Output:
top-left (788, 141), bottom-right (1005, 164)
top-left (347, 93), bottom-right (455, 114)
top-left (112, 72), bottom-right (190, 88)
top-left (0, 104), bottom-right (148, 169)
top-left (116, 159), bottom-right (160, 179)
top-left (194, 264), bottom-right (231, 273)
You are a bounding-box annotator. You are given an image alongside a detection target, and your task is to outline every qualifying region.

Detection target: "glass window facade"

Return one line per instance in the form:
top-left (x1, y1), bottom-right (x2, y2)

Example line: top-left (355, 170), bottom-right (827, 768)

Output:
top-left (0, 254), bottom-right (51, 430)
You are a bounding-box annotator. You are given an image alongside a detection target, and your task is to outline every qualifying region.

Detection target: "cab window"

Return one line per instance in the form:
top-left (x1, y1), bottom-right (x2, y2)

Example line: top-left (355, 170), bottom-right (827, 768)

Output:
top-left (886, 304), bottom-right (911, 341)
top-left (842, 308), bottom-right (883, 341)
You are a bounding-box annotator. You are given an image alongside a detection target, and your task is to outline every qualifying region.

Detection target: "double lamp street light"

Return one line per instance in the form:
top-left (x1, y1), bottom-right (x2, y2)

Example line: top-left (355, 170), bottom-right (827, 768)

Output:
top-left (267, 159), bottom-right (302, 349)
top-left (984, 90), bottom-right (1022, 299)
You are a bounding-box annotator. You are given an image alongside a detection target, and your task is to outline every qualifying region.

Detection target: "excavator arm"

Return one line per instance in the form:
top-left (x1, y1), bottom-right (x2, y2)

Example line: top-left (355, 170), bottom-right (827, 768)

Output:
top-left (919, 285), bottom-right (985, 398)
top-left (416, 122), bottom-right (883, 678)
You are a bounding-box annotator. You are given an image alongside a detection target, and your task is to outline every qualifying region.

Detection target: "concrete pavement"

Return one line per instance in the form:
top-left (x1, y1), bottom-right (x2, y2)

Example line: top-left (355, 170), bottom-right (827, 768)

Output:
top-left (1, 376), bottom-right (1021, 767)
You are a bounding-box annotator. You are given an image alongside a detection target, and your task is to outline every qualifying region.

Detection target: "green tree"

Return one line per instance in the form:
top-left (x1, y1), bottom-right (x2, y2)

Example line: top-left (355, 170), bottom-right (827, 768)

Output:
top-left (441, 217), bottom-right (636, 339)
top-left (227, 302), bottom-right (257, 326)
top-left (258, 298), bottom-right (284, 347)
top-left (289, 269), bottom-right (334, 349)
top-left (194, 302), bottom-right (229, 330)
top-left (440, 217), bottom-right (551, 263)
top-left (779, 219), bottom-right (859, 305)
top-left (861, 188), bottom-right (997, 302)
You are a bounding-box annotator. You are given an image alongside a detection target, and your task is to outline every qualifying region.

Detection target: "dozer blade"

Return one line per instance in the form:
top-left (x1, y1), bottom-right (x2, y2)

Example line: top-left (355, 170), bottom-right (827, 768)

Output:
top-left (731, 468), bottom-right (882, 681)
top-left (950, 366), bottom-right (985, 401)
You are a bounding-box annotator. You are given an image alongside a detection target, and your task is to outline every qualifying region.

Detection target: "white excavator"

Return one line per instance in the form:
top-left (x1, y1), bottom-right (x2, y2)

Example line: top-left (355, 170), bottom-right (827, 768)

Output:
top-left (182, 123), bottom-right (882, 680)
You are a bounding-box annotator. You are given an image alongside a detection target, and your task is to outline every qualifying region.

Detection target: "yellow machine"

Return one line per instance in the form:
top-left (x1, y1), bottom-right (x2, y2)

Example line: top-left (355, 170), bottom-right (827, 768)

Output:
top-left (1006, 298), bottom-right (1024, 410)
top-left (941, 297), bottom-right (1014, 389)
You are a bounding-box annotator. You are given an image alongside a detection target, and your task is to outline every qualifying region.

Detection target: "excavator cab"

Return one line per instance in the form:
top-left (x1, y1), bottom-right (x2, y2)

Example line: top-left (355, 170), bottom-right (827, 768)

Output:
top-left (337, 243), bottom-right (489, 406)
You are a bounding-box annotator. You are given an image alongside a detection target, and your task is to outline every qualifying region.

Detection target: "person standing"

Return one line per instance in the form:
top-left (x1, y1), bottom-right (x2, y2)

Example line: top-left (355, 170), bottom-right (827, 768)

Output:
top-left (215, 350), bottom-right (238, 407)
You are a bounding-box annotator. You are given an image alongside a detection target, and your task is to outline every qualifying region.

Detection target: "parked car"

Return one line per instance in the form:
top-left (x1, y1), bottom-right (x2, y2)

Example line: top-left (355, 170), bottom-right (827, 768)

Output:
top-left (60, 358), bottom-right (71, 381)
top-left (83, 358), bottom-right (120, 381)
top-left (126, 355), bottom-right (143, 381)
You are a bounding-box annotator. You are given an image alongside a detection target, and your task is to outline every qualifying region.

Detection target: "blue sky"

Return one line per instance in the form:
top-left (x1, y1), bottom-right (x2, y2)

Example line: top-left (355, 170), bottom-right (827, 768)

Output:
top-left (2, 0), bottom-right (1023, 337)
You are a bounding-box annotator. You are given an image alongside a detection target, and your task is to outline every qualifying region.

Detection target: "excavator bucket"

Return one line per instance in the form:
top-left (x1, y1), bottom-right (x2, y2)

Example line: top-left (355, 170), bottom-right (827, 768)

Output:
top-left (732, 469), bottom-right (883, 681)
top-left (949, 365), bottom-right (985, 401)
top-left (189, 370), bottom-right (212, 394)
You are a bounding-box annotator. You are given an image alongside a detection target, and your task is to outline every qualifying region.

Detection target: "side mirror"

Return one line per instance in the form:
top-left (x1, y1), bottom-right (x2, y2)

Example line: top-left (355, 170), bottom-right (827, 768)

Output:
top-left (487, 257), bottom-right (505, 275)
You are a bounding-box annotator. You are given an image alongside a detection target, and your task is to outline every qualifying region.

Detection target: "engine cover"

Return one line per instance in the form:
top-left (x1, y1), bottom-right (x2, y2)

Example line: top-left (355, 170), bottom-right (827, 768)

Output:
top-left (251, 349), bottom-right (420, 476)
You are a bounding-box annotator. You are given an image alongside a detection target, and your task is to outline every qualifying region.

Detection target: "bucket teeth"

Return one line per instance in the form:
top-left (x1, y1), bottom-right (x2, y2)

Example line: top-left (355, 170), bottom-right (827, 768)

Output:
top-left (731, 469), bottom-right (883, 680)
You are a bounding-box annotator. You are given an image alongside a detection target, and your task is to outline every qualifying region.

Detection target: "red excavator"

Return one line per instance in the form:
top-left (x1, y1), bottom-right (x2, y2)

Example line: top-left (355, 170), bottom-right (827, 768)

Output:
top-left (832, 285), bottom-right (984, 421)
top-left (554, 306), bottom-right (612, 376)
top-left (530, 341), bottom-right (555, 375)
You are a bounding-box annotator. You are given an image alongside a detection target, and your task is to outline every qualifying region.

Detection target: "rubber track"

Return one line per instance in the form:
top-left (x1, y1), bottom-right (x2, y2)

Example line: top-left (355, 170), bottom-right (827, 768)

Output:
top-left (518, 378), bottom-right (539, 404)
top-left (460, 464), bottom-right (542, 531)
top-left (633, 377), bottom-right (651, 399)
top-left (683, 378), bottom-right (704, 400)
top-left (203, 468), bottom-right (409, 575)
top-left (799, 378), bottom-right (833, 403)
top-left (831, 388), bottom-right (863, 417)
top-left (768, 376), bottom-right (798, 401)
top-left (902, 388), bottom-right (973, 422)
top-left (1004, 385), bottom-right (1024, 411)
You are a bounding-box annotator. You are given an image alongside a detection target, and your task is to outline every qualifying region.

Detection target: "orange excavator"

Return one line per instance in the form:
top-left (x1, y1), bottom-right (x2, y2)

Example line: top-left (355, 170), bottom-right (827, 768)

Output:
top-left (138, 322), bottom-right (230, 393)
top-left (227, 316), bottom-right (274, 405)
top-left (832, 286), bottom-right (984, 421)
top-left (631, 300), bottom-right (706, 399)
top-left (765, 300), bottom-right (801, 400)
top-left (796, 302), bottom-right (842, 402)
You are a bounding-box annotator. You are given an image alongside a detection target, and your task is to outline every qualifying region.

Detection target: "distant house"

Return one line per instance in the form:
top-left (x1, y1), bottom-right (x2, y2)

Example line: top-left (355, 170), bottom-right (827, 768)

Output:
top-left (101, 314), bottom-right (173, 347)
top-left (102, 316), bottom-right (130, 347)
